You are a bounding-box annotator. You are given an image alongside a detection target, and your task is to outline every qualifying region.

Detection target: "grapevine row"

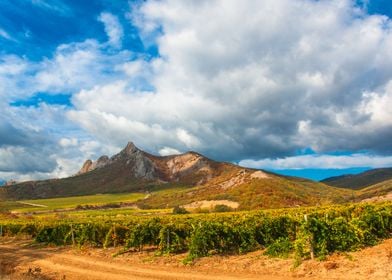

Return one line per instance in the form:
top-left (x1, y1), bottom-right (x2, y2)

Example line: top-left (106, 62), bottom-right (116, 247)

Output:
top-left (0, 203), bottom-right (391, 261)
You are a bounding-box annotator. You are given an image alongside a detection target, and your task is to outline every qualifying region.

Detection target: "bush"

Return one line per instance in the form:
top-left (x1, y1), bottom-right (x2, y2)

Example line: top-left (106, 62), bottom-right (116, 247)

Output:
top-left (172, 206), bottom-right (189, 214)
top-left (213, 204), bottom-right (233, 212)
top-left (265, 237), bottom-right (293, 258)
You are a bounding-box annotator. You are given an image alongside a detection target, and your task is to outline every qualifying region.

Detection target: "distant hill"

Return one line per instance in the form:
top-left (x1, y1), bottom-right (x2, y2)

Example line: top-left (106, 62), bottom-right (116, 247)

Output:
top-left (0, 142), bottom-right (352, 210)
top-left (321, 168), bottom-right (392, 189)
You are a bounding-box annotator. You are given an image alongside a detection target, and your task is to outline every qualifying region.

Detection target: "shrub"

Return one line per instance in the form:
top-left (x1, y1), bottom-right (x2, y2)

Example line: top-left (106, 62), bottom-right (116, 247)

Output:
top-left (172, 206), bottom-right (189, 214)
top-left (213, 204), bottom-right (233, 212)
top-left (265, 237), bottom-right (293, 258)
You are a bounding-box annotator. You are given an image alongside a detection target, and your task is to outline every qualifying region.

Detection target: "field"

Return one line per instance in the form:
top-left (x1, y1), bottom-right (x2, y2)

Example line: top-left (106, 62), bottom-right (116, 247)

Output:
top-left (0, 192), bottom-right (146, 213)
top-left (0, 201), bottom-right (391, 279)
top-left (1, 202), bottom-right (391, 262)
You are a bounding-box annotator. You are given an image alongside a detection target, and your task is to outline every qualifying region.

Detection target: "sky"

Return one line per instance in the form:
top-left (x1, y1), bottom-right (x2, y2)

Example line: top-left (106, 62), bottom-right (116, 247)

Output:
top-left (1, 0), bottom-right (392, 183)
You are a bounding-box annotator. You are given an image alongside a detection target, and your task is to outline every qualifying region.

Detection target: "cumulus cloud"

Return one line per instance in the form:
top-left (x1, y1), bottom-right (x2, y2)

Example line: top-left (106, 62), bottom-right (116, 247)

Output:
top-left (98, 12), bottom-right (124, 48)
top-left (67, 0), bottom-right (392, 161)
top-left (239, 154), bottom-right (392, 170)
top-left (0, 40), bottom-right (132, 104)
top-left (158, 147), bottom-right (181, 156)
top-left (0, 30), bottom-right (136, 181)
top-left (0, 146), bottom-right (56, 173)
top-left (2, 0), bottom-right (392, 181)
top-left (59, 137), bottom-right (78, 147)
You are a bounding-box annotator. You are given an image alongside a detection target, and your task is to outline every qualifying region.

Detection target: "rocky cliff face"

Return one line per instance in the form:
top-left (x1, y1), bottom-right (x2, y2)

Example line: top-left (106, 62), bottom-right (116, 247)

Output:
top-left (77, 156), bottom-right (110, 175)
top-left (78, 160), bottom-right (93, 174)
top-left (76, 142), bottom-right (215, 184)
top-left (77, 142), bottom-right (158, 180)
top-left (165, 152), bottom-right (213, 182)
top-left (114, 142), bottom-right (158, 180)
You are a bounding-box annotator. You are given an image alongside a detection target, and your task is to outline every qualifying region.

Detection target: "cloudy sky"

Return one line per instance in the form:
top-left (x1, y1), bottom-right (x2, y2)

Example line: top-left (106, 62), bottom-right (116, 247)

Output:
top-left (1, 0), bottom-right (392, 182)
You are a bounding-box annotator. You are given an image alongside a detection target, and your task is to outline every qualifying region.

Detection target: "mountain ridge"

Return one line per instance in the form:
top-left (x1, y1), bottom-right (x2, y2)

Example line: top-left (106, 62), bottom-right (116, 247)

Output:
top-left (0, 141), bottom-right (352, 210)
top-left (321, 167), bottom-right (392, 189)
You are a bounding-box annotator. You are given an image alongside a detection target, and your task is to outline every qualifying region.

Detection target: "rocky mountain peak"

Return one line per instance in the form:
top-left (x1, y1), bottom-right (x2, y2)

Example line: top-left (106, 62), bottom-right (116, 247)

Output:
top-left (121, 141), bottom-right (139, 156)
top-left (77, 156), bottom-right (110, 175)
top-left (78, 160), bottom-right (93, 175)
top-left (75, 141), bottom-right (215, 183)
top-left (96, 155), bottom-right (109, 167)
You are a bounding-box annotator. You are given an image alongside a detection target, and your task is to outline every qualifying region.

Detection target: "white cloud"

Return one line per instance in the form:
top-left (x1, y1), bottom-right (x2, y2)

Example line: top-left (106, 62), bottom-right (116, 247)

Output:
top-left (0, 28), bottom-right (13, 41)
top-left (98, 12), bottom-right (124, 48)
top-left (59, 137), bottom-right (78, 147)
top-left (3, 0), bottom-right (392, 181)
top-left (0, 39), bottom-right (132, 103)
top-left (67, 0), bottom-right (392, 161)
top-left (158, 147), bottom-right (181, 156)
top-left (239, 154), bottom-right (392, 170)
top-left (359, 81), bottom-right (392, 124)
top-left (0, 146), bottom-right (56, 173)
top-left (30, 0), bottom-right (72, 16)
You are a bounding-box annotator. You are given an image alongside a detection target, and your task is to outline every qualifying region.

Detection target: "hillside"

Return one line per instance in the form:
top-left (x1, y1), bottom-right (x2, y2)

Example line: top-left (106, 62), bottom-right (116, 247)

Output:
top-left (357, 178), bottom-right (392, 202)
top-left (139, 174), bottom-right (350, 210)
top-left (321, 168), bottom-right (392, 189)
top-left (0, 142), bottom-right (353, 209)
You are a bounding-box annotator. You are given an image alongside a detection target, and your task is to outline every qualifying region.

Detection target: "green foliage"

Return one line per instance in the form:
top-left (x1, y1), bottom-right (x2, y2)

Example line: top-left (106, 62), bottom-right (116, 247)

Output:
top-left (158, 223), bottom-right (191, 254)
top-left (0, 202), bottom-right (391, 262)
top-left (172, 206), bottom-right (189, 214)
top-left (213, 204), bottom-right (233, 212)
top-left (264, 237), bottom-right (293, 257)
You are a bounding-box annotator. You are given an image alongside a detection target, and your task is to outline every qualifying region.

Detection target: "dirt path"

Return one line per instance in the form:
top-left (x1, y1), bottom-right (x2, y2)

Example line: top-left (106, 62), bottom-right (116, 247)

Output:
top-left (16, 202), bottom-right (48, 208)
top-left (1, 238), bottom-right (392, 280)
top-left (0, 239), bottom-right (290, 280)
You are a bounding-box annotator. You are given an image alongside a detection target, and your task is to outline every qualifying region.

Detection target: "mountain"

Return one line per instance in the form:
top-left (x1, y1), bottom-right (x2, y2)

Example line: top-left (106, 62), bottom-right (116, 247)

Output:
top-left (0, 142), bottom-right (223, 200)
top-left (0, 142), bottom-right (352, 210)
top-left (321, 168), bottom-right (392, 189)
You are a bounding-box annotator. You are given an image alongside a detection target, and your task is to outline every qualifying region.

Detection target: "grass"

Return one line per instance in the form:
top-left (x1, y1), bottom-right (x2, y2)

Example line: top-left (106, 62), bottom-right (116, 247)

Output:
top-left (140, 176), bottom-right (352, 210)
top-left (10, 192), bottom-right (146, 213)
top-left (0, 201), bottom-right (31, 212)
top-left (357, 179), bottom-right (392, 199)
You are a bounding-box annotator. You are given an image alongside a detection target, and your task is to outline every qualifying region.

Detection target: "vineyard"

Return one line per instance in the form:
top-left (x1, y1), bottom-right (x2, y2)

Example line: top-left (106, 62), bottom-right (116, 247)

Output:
top-left (1, 202), bottom-right (391, 263)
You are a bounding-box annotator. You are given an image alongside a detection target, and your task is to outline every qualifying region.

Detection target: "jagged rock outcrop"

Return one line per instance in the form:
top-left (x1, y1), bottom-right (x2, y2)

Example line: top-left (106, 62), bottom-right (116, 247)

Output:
top-left (75, 142), bottom-right (215, 183)
top-left (113, 142), bottom-right (158, 180)
top-left (77, 142), bottom-right (158, 180)
top-left (78, 160), bottom-right (93, 174)
top-left (95, 155), bottom-right (110, 168)
top-left (77, 156), bottom-right (110, 175)
top-left (166, 152), bottom-right (213, 181)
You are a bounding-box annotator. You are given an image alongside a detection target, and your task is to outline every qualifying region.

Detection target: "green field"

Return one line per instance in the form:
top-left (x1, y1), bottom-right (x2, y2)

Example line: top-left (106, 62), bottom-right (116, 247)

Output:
top-left (6, 192), bottom-right (146, 213)
top-left (0, 201), bottom-right (31, 212)
top-left (0, 202), bottom-right (391, 262)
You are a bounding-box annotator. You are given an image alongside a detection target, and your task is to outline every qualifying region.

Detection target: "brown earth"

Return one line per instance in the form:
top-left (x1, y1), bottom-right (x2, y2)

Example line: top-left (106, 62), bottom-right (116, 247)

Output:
top-left (362, 192), bottom-right (392, 202)
top-left (1, 238), bottom-right (392, 280)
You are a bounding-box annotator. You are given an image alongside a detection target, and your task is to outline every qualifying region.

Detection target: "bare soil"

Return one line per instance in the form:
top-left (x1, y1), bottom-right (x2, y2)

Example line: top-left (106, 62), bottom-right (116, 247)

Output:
top-left (1, 237), bottom-right (391, 280)
top-left (183, 200), bottom-right (239, 210)
top-left (363, 192), bottom-right (392, 202)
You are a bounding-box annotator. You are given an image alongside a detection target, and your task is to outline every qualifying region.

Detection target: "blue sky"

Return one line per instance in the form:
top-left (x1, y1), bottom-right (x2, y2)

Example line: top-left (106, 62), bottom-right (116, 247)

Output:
top-left (1, 0), bottom-right (392, 182)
